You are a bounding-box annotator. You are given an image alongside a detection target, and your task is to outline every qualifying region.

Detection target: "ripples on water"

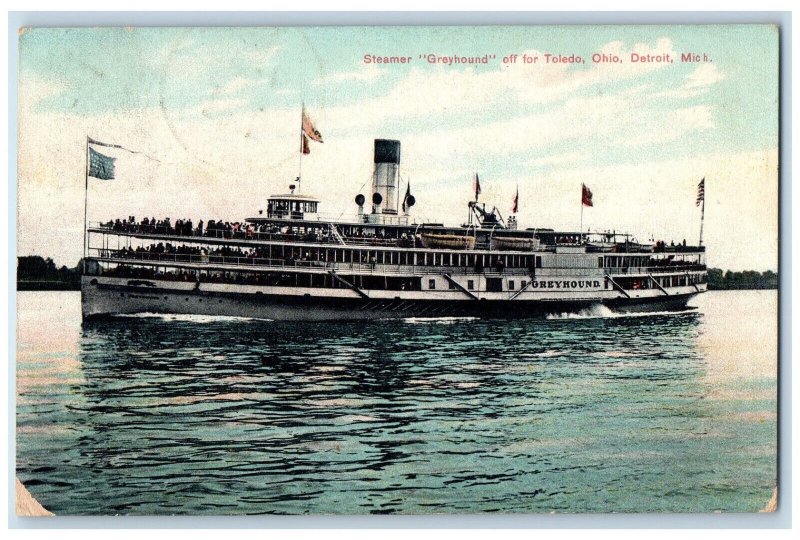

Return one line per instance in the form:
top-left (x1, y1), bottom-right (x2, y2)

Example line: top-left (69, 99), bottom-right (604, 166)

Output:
top-left (16, 291), bottom-right (777, 514)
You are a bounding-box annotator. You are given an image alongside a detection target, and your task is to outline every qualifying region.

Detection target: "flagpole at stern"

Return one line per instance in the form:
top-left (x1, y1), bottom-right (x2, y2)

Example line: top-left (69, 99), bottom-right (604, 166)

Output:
top-left (699, 194), bottom-right (705, 247)
top-left (297, 103), bottom-right (304, 192)
top-left (82, 136), bottom-right (89, 275)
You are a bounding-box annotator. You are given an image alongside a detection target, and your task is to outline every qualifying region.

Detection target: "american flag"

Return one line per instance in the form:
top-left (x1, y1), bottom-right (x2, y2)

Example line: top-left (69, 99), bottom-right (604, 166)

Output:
top-left (696, 177), bottom-right (705, 207)
top-left (88, 147), bottom-right (116, 180)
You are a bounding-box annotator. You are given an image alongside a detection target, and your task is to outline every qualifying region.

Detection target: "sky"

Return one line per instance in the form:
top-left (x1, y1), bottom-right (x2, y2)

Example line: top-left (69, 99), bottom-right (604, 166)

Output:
top-left (17, 25), bottom-right (778, 271)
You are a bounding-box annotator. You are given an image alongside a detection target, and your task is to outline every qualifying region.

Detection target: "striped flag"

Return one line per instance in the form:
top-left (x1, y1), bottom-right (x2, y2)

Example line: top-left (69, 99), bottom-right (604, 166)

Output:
top-left (696, 177), bottom-right (705, 206)
top-left (86, 137), bottom-right (152, 180)
top-left (474, 173), bottom-right (481, 200)
top-left (88, 147), bottom-right (115, 180)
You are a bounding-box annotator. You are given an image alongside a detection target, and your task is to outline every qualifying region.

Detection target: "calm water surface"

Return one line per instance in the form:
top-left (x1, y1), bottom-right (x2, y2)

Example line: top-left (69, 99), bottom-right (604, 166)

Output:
top-left (16, 290), bottom-right (777, 514)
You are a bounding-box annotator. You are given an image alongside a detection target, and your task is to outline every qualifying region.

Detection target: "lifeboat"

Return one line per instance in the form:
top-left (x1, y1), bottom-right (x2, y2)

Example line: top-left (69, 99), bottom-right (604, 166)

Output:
top-left (491, 236), bottom-right (539, 251)
top-left (419, 232), bottom-right (476, 250)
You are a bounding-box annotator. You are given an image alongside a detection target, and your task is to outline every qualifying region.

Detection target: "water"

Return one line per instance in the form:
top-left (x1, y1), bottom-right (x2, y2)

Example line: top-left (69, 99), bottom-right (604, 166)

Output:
top-left (16, 290), bottom-right (777, 514)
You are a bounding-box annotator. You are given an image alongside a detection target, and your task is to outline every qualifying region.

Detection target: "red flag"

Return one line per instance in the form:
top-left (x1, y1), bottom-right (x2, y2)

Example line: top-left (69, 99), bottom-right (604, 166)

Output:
top-left (582, 183), bottom-right (593, 207)
top-left (301, 107), bottom-right (324, 143)
top-left (474, 173), bottom-right (481, 200)
top-left (301, 133), bottom-right (310, 155)
top-left (512, 186), bottom-right (519, 214)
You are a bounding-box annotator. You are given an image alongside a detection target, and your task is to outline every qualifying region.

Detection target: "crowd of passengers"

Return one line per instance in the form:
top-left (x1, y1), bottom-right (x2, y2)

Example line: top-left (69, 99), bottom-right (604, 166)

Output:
top-left (106, 216), bottom-right (291, 239)
top-left (111, 243), bottom-right (332, 268)
top-left (100, 265), bottom-right (321, 287)
top-left (653, 239), bottom-right (695, 252)
top-left (102, 216), bottom-right (415, 244)
top-left (648, 256), bottom-right (696, 267)
top-left (114, 243), bottom-right (270, 261)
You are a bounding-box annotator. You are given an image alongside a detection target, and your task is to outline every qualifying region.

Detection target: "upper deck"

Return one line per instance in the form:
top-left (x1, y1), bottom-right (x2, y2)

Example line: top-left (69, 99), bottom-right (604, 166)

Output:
top-left (88, 215), bottom-right (705, 256)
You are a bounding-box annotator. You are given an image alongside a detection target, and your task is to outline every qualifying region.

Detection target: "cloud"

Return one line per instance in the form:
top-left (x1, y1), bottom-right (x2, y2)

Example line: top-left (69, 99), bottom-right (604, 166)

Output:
top-left (189, 97), bottom-right (249, 117)
top-left (242, 46), bottom-right (281, 65)
top-left (685, 63), bottom-right (726, 89)
top-left (16, 75), bottom-right (68, 109)
top-left (653, 63), bottom-right (726, 99)
top-left (314, 64), bottom-right (386, 85)
top-left (526, 151), bottom-right (589, 169)
top-left (215, 77), bottom-right (255, 96)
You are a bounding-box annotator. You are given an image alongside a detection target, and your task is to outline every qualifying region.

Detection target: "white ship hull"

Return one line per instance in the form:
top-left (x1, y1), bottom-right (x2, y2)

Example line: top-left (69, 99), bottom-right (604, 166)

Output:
top-left (82, 276), bottom-right (704, 321)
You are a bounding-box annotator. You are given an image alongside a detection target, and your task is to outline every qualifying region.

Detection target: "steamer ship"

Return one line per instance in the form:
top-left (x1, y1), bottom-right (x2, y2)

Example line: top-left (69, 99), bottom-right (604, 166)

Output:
top-left (81, 139), bottom-right (707, 320)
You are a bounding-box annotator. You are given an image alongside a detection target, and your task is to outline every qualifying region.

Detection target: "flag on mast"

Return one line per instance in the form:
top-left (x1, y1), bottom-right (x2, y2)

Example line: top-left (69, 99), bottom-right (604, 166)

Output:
top-left (512, 185), bottom-right (519, 214)
top-left (301, 106), bottom-right (324, 143)
top-left (473, 173), bottom-right (481, 201)
top-left (88, 147), bottom-right (116, 180)
top-left (696, 177), bottom-right (705, 206)
top-left (581, 183), bottom-right (593, 207)
top-left (86, 137), bottom-right (149, 179)
top-left (301, 133), bottom-right (311, 155)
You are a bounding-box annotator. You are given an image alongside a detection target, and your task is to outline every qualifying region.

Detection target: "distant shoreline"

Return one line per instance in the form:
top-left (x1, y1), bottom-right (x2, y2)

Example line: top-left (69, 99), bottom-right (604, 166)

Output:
top-left (16, 256), bottom-right (778, 292)
top-left (17, 281), bottom-right (80, 291)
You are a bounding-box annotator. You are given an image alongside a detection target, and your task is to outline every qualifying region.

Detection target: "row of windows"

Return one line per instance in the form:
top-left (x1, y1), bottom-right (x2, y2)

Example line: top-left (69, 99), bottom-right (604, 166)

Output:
top-left (616, 273), bottom-right (707, 290)
top-left (430, 278), bottom-right (529, 291)
top-left (245, 244), bottom-right (543, 269)
top-left (267, 200), bottom-right (319, 213)
top-left (600, 255), bottom-right (704, 268)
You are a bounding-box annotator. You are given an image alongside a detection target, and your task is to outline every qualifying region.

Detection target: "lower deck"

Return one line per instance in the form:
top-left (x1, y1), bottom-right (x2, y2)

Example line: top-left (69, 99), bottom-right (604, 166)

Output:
top-left (82, 274), bottom-right (704, 321)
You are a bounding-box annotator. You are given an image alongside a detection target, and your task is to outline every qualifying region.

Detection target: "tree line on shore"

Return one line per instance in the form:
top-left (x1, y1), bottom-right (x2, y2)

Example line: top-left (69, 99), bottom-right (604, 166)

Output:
top-left (16, 255), bottom-right (778, 291)
top-left (705, 268), bottom-right (778, 290)
top-left (17, 256), bottom-right (82, 290)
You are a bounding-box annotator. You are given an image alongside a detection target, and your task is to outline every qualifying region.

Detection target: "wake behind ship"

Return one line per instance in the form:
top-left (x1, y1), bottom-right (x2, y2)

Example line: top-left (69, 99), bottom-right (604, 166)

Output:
top-left (81, 138), bottom-right (708, 321)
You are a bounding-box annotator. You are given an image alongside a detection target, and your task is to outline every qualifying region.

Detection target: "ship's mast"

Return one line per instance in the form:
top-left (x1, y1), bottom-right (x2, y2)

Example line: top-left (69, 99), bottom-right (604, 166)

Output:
top-left (82, 136), bottom-right (89, 274)
top-left (297, 103), bottom-right (304, 193)
top-left (699, 189), bottom-right (706, 246)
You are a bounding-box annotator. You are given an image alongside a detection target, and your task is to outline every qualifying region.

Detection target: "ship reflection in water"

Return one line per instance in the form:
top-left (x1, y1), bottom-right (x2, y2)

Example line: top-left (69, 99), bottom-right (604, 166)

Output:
top-left (16, 291), bottom-right (776, 515)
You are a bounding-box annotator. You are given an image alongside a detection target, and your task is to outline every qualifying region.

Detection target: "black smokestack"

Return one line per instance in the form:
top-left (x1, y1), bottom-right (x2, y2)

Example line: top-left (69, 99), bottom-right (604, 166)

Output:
top-left (372, 139), bottom-right (401, 215)
top-left (374, 139), bottom-right (401, 164)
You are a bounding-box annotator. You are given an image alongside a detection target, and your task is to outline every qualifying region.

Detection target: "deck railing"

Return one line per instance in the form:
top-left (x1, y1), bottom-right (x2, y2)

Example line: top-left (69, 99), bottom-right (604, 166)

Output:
top-left (88, 222), bottom-right (708, 257)
top-left (89, 248), bottom-right (705, 278)
top-left (89, 222), bottom-right (418, 248)
top-left (90, 249), bottom-right (539, 277)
